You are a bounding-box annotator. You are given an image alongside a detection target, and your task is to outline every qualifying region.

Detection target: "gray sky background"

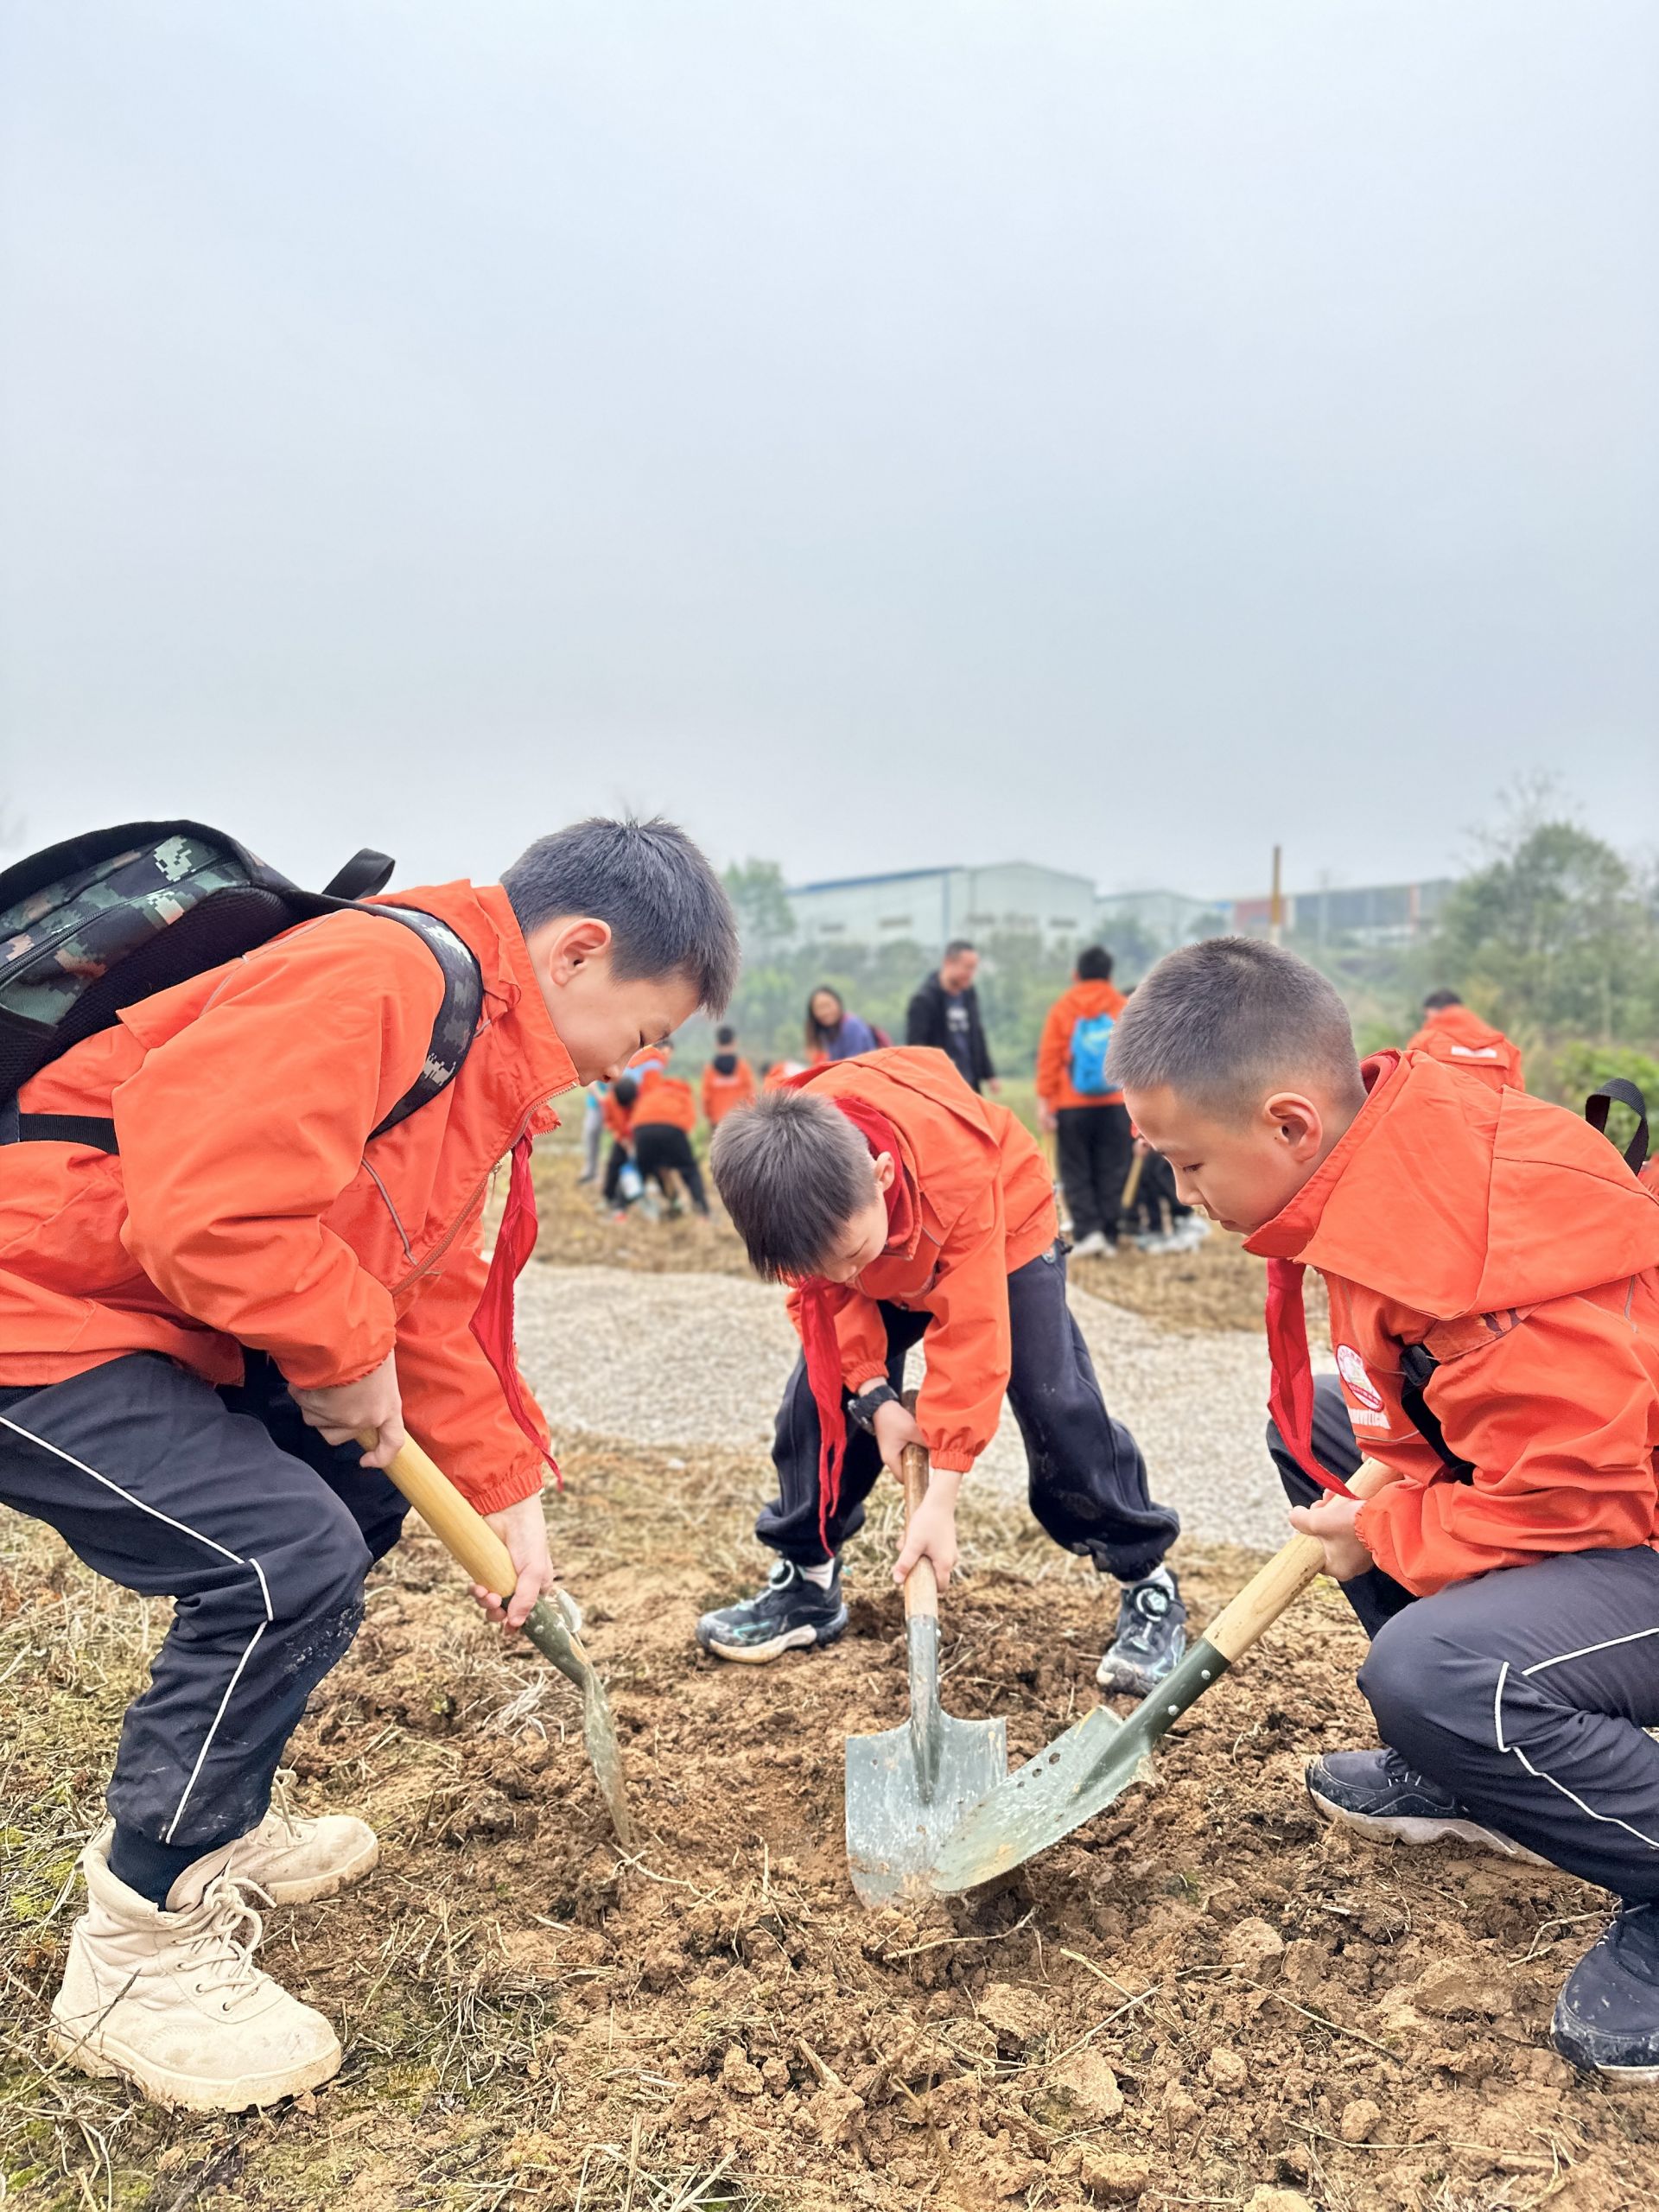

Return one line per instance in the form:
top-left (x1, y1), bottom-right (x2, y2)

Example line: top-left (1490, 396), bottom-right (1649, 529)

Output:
top-left (2, 1), bottom-right (1655, 906)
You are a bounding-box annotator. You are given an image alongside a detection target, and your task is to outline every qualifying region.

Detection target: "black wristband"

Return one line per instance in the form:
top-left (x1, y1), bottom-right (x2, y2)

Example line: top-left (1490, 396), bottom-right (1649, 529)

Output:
top-left (847, 1381), bottom-right (899, 1433)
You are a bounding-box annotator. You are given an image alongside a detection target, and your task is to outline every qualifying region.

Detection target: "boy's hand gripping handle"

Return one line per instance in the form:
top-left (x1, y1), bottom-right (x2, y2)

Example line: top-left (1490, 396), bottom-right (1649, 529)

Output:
top-left (900, 1444), bottom-right (938, 1623)
top-left (1203, 1457), bottom-right (1395, 1664)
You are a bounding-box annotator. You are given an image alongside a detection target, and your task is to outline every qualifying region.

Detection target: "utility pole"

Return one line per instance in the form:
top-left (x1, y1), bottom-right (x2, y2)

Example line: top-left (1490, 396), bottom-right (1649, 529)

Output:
top-left (1268, 844), bottom-right (1284, 947)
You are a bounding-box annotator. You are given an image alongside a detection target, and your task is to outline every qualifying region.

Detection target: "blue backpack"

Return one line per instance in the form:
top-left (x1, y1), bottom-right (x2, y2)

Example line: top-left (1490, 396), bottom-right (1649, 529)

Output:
top-left (1069, 1010), bottom-right (1116, 1096)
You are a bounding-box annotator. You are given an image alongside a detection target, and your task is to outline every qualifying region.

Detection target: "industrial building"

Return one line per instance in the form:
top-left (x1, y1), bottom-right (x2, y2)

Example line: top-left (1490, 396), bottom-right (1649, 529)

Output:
top-left (786, 862), bottom-right (1098, 950)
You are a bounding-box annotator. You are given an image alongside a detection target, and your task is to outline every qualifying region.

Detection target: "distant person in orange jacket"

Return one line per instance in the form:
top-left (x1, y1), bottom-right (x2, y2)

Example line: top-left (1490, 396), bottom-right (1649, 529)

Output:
top-left (695, 1047), bottom-right (1184, 1694)
top-left (0, 817), bottom-right (737, 2112)
top-left (1408, 988), bottom-right (1524, 1090)
top-left (1036, 945), bottom-right (1135, 1259)
top-left (631, 1045), bottom-right (710, 1217)
top-left (1113, 936), bottom-right (1659, 2081)
top-left (702, 1027), bottom-right (757, 1125)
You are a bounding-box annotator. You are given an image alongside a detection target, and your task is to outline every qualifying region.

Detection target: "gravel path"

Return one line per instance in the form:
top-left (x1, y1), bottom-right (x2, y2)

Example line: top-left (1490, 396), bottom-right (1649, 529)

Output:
top-left (518, 1263), bottom-right (1300, 1552)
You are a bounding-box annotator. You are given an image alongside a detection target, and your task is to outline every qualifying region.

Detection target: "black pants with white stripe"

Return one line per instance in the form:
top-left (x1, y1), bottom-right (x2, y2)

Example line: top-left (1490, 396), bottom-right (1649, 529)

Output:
top-left (1271, 1376), bottom-right (1659, 1901)
top-left (0, 1352), bottom-right (406, 1852)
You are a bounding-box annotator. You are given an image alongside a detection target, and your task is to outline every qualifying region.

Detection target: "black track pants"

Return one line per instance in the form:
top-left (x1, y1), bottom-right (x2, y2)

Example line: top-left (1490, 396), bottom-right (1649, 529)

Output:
top-left (632, 1124), bottom-right (709, 1214)
top-left (756, 1241), bottom-right (1179, 1581)
top-left (0, 1352), bottom-right (407, 1851)
top-left (1269, 1375), bottom-right (1659, 1902)
top-left (1055, 1103), bottom-right (1134, 1245)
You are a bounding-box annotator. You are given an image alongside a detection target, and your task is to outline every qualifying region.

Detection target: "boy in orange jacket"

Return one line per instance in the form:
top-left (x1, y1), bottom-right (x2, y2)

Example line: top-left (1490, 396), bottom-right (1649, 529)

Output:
top-left (0, 817), bottom-right (736, 2110)
top-left (702, 1025), bottom-right (757, 1125)
top-left (1112, 937), bottom-right (1659, 2080)
top-left (1407, 988), bottom-right (1525, 1090)
top-left (631, 1045), bottom-right (710, 1217)
top-left (696, 1046), bottom-right (1184, 1691)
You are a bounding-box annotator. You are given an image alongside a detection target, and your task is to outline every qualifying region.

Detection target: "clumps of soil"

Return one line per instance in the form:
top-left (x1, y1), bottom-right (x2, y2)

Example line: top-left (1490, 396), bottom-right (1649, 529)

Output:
top-left (3, 1437), bottom-right (1652, 2210)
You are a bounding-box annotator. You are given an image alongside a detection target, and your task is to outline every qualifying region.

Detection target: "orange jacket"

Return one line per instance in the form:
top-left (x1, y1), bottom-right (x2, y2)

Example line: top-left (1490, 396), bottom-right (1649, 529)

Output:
top-left (1247, 1050), bottom-right (1659, 1595)
top-left (1037, 980), bottom-right (1128, 1112)
top-left (702, 1056), bottom-right (757, 1125)
top-left (784, 1048), bottom-right (1057, 1475)
top-left (632, 1069), bottom-right (697, 1134)
top-left (1406, 1004), bottom-right (1524, 1091)
top-left (0, 880), bottom-right (574, 1514)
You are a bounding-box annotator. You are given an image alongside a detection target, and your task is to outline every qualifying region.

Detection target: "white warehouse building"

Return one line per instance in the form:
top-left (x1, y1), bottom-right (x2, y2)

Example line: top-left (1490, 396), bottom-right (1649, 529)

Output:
top-left (786, 862), bottom-right (1099, 950)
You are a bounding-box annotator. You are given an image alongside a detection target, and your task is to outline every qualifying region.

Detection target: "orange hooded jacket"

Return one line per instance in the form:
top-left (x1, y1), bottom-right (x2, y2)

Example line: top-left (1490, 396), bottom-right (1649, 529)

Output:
top-left (0, 880), bottom-right (573, 1514)
top-left (702, 1056), bottom-right (757, 1124)
top-left (783, 1048), bottom-right (1057, 1475)
top-left (632, 1067), bottom-right (697, 1134)
top-left (1406, 1004), bottom-right (1525, 1092)
top-left (1247, 1049), bottom-right (1659, 1596)
top-left (1036, 980), bottom-right (1128, 1113)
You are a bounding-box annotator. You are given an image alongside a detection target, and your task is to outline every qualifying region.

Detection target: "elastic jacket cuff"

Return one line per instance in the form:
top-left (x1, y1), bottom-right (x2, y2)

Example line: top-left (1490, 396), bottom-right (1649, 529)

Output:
top-left (927, 1447), bottom-right (977, 1476)
top-left (461, 1465), bottom-right (548, 1516)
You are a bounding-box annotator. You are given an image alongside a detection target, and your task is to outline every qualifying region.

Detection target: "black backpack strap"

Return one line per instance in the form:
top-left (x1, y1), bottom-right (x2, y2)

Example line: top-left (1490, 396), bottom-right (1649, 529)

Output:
top-left (1398, 1343), bottom-right (1476, 1484)
top-left (1585, 1080), bottom-right (1649, 1176)
top-left (1, 904), bottom-right (482, 1154)
top-left (321, 849), bottom-right (396, 901)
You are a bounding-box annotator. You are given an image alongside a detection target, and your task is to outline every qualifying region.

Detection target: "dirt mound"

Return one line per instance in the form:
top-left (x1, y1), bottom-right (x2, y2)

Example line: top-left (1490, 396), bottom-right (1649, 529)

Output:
top-left (3, 1439), bottom-right (1650, 2210)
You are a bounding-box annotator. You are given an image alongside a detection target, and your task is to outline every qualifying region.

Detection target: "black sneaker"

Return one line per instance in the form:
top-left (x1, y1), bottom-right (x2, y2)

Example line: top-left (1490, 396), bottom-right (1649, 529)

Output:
top-left (1553, 1904), bottom-right (1659, 2080)
top-left (695, 1560), bottom-right (849, 1664)
top-left (1306, 1749), bottom-right (1548, 1863)
top-left (1096, 1567), bottom-right (1187, 1695)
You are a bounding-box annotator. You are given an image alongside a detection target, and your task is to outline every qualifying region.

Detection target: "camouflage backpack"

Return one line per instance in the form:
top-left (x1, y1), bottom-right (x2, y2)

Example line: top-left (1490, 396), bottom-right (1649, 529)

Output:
top-left (0, 820), bottom-right (481, 1151)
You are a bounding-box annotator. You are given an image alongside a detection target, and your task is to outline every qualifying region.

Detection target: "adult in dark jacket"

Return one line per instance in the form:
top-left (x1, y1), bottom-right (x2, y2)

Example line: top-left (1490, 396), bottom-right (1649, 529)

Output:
top-left (906, 940), bottom-right (996, 1095)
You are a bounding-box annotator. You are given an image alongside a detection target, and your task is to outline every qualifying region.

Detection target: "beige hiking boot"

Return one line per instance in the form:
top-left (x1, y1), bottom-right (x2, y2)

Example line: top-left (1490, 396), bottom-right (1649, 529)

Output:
top-left (48, 1831), bottom-right (341, 2112)
top-left (227, 1772), bottom-right (379, 1904)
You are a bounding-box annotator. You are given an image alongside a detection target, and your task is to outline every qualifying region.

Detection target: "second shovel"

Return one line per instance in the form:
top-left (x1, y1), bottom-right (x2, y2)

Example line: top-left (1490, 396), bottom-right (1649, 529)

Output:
top-left (844, 1436), bottom-right (1006, 1906)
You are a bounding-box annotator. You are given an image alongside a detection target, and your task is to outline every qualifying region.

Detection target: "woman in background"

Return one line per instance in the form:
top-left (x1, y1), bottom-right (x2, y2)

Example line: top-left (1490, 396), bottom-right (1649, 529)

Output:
top-left (805, 986), bottom-right (879, 1063)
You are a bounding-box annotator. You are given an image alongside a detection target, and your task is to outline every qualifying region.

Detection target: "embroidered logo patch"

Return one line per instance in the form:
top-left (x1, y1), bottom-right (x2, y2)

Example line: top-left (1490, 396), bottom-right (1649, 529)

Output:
top-left (1336, 1344), bottom-right (1384, 1413)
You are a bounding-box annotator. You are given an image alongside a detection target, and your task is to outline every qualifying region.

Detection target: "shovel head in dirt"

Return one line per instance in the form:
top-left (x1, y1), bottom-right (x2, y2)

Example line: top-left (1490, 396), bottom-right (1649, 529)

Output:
top-left (931, 1459), bottom-right (1394, 1894)
top-left (846, 1442), bottom-right (1006, 1906)
top-left (368, 1433), bottom-right (633, 1847)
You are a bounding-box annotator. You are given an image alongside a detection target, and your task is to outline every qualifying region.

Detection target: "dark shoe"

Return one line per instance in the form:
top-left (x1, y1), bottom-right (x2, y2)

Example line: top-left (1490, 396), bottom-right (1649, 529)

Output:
top-left (695, 1560), bottom-right (849, 1664)
top-left (1553, 1904), bottom-right (1659, 2080)
top-left (1096, 1567), bottom-right (1186, 1695)
top-left (1306, 1748), bottom-right (1548, 1863)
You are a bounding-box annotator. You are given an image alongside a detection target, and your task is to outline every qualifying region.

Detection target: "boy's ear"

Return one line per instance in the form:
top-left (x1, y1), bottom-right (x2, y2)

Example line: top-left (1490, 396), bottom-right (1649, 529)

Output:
top-left (1263, 1090), bottom-right (1325, 1161)
top-left (531, 915), bottom-right (613, 986)
top-left (872, 1151), bottom-right (896, 1194)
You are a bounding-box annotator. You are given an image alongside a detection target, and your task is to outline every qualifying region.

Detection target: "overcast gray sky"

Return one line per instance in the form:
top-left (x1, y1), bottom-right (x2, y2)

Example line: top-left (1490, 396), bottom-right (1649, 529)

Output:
top-left (2, 1), bottom-right (1655, 905)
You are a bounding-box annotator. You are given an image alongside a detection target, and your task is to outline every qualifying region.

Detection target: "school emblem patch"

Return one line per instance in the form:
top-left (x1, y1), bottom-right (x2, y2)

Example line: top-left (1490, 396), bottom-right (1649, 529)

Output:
top-left (1336, 1344), bottom-right (1384, 1413)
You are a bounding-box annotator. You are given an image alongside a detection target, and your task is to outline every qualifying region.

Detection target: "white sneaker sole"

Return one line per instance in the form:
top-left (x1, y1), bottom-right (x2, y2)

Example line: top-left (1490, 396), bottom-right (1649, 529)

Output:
top-left (255, 1832), bottom-right (381, 1907)
top-left (1307, 1787), bottom-right (1551, 1866)
top-left (701, 1622), bottom-right (830, 1664)
top-left (48, 2015), bottom-right (341, 2113)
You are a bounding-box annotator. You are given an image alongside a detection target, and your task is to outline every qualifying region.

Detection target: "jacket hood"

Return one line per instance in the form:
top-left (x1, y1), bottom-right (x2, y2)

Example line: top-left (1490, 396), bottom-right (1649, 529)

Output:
top-left (712, 1051), bottom-right (739, 1076)
top-left (1247, 1049), bottom-right (1659, 1318)
top-left (1054, 979), bottom-right (1125, 1022)
top-left (1418, 1003), bottom-right (1510, 1053)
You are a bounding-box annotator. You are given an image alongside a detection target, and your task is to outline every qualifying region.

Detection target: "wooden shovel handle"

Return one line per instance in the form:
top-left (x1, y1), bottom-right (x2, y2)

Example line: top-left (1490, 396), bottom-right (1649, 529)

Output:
top-left (1203, 1457), bottom-right (1396, 1664)
top-left (900, 1441), bottom-right (938, 1624)
top-left (1119, 1152), bottom-right (1146, 1212)
top-left (360, 1430), bottom-right (518, 1596)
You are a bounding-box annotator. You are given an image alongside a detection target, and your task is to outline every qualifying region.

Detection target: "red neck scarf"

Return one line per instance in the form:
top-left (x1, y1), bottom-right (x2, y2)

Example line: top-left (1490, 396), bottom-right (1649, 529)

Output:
top-left (794, 1099), bottom-right (916, 1553)
top-left (1264, 1256), bottom-right (1349, 1497)
top-left (470, 1134), bottom-right (561, 1487)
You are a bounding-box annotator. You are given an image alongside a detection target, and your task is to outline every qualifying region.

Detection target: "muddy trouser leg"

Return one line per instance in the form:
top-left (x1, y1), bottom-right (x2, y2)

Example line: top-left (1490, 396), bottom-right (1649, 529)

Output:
top-left (1055, 1109), bottom-right (1103, 1243)
top-left (1006, 1242), bottom-right (1179, 1582)
top-left (1359, 1548), bottom-right (1659, 1898)
top-left (755, 1303), bottom-right (931, 1567)
top-left (602, 1140), bottom-right (630, 1205)
top-left (0, 1352), bottom-right (404, 1855)
top-left (1090, 1102), bottom-right (1135, 1248)
top-left (1266, 1376), bottom-right (1415, 1638)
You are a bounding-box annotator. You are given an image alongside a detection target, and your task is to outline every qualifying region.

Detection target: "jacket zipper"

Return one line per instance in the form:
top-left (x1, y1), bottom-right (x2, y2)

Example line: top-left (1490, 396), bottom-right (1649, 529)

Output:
top-left (385, 1101), bottom-right (542, 1300)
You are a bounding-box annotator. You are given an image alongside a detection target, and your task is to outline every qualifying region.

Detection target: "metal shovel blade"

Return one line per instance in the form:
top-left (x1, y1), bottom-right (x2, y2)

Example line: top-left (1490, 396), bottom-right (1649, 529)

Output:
top-left (522, 1590), bottom-right (634, 1848)
top-left (846, 1608), bottom-right (1006, 1906)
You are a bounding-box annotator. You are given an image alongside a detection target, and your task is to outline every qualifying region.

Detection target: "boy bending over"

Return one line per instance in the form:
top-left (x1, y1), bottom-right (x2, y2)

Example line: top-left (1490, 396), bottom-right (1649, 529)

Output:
top-left (696, 1046), bottom-right (1184, 1692)
top-left (1114, 938), bottom-right (1659, 2080)
top-left (0, 817), bottom-right (735, 2110)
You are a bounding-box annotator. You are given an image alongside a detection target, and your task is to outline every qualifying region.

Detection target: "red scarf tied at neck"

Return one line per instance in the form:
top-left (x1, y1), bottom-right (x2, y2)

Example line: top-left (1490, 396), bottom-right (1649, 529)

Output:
top-left (470, 1133), bottom-right (561, 1487)
top-left (793, 1098), bottom-right (916, 1553)
top-left (1264, 1255), bottom-right (1351, 1498)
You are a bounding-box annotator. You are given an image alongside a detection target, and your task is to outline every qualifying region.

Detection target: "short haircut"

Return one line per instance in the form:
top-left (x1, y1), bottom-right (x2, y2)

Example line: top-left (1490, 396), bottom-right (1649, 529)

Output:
top-left (1421, 988), bottom-right (1463, 1011)
top-left (502, 817), bottom-right (738, 1014)
top-left (1076, 944), bottom-right (1114, 982)
top-left (612, 1073), bottom-right (639, 1108)
top-left (709, 1088), bottom-right (876, 1281)
top-left (1106, 937), bottom-right (1363, 1121)
top-left (716, 1024), bottom-right (736, 1046)
top-left (943, 938), bottom-right (976, 960)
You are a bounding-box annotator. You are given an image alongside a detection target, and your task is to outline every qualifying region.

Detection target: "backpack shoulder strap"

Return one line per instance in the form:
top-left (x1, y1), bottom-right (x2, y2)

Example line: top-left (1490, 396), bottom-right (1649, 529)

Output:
top-left (1585, 1080), bottom-right (1649, 1177)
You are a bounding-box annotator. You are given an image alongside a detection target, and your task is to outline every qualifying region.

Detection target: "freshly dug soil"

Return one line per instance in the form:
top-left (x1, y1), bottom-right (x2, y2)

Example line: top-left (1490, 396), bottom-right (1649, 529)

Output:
top-left (3, 1437), bottom-right (1652, 2211)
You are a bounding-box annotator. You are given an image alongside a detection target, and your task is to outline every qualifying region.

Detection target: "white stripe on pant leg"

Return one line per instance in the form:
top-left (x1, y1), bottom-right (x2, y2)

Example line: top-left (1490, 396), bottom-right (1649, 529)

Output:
top-left (1522, 1624), bottom-right (1659, 1676)
top-left (1493, 1660), bottom-right (1510, 1755)
top-left (0, 1412), bottom-right (276, 1843)
top-left (1510, 1745), bottom-right (1659, 1854)
top-left (1487, 1620), bottom-right (1659, 1857)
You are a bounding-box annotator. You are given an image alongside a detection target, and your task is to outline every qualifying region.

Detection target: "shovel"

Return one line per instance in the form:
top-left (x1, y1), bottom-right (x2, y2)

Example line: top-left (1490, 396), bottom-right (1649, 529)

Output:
top-left (365, 1432), bottom-right (633, 1847)
top-left (931, 1458), bottom-right (1394, 1892)
top-left (845, 1435), bottom-right (1007, 1906)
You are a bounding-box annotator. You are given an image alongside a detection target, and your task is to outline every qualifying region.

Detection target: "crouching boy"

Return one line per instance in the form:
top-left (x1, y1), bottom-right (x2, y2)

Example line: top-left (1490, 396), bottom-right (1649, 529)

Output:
top-left (696, 1046), bottom-right (1184, 1691)
top-left (1113, 938), bottom-right (1659, 2081)
top-left (0, 817), bottom-right (735, 2111)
